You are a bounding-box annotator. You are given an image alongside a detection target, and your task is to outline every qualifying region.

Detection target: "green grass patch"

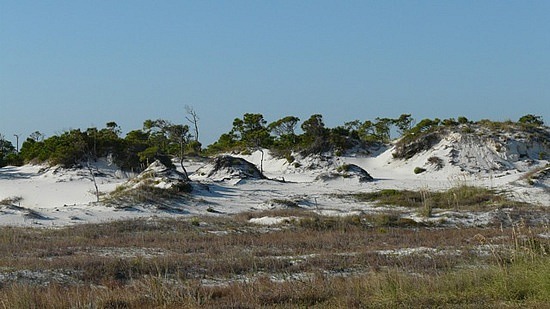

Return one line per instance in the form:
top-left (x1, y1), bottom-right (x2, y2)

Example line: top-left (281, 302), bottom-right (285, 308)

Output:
top-left (342, 186), bottom-right (529, 210)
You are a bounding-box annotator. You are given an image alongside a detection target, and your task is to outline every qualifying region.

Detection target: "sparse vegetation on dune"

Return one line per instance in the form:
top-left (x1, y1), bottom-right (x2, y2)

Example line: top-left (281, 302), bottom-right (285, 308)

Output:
top-left (521, 163), bottom-right (550, 186)
top-left (0, 214), bottom-right (548, 308)
top-left (341, 185), bottom-right (530, 211)
top-left (393, 115), bottom-right (550, 160)
top-left (104, 160), bottom-right (192, 207)
top-left (0, 196), bottom-right (22, 206)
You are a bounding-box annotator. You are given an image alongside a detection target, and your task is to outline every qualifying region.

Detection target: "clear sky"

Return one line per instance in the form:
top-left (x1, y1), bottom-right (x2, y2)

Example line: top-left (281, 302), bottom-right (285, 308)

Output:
top-left (1, 1), bottom-right (549, 146)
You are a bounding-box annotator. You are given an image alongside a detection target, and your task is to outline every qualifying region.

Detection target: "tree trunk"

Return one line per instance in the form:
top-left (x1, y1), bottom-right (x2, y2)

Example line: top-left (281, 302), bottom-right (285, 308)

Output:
top-left (180, 140), bottom-right (189, 180)
top-left (180, 157), bottom-right (189, 180)
top-left (259, 148), bottom-right (264, 174)
top-left (86, 156), bottom-right (100, 203)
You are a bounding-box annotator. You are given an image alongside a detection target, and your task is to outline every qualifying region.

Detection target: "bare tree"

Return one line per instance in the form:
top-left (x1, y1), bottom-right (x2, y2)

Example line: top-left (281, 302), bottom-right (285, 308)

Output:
top-left (13, 134), bottom-right (21, 152)
top-left (185, 105), bottom-right (200, 142)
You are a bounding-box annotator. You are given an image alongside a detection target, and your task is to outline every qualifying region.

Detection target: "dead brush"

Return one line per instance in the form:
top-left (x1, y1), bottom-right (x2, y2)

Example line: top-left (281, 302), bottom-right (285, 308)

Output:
top-left (474, 219), bottom-right (550, 271)
top-left (419, 186), bottom-right (433, 218)
top-left (519, 163), bottom-right (550, 186)
top-left (0, 196), bottom-right (23, 206)
top-left (0, 216), bottom-right (548, 308)
top-left (510, 219), bottom-right (549, 262)
top-left (427, 156), bottom-right (444, 169)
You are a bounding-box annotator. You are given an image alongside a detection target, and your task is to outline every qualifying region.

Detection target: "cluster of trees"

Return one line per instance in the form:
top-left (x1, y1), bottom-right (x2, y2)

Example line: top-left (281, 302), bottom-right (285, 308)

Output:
top-left (206, 113), bottom-right (416, 158)
top-left (0, 117), bottom-right (201, 173)
top-left (207, 113), bottom-right (547, 160)
top-left (0, 111), bottom-right (545, 170)
top-left (0, 106), bottom-right (202, 171)
top-left (18, 120), bottom-right (200, 172)
top-left (0, 134), bottom-right (22, 167)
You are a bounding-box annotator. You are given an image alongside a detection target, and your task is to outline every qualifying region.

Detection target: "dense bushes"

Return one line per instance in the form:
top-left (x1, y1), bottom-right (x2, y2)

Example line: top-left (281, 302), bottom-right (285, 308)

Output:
top-left (0, 136), bottom-right (22, 167)
top-left (2, 113), bottom-right (546, 169)
top-left (206, 113), bottom-right (418, 157)
top-left (17, 120), bottom-right (194, 171)
top-left (197, 113), bottom-right (547, 158)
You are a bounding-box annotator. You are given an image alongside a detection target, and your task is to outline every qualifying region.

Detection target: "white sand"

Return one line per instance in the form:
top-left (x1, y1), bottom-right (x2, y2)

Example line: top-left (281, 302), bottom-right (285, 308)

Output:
top-left (0, 140), bottom-right (548, 227)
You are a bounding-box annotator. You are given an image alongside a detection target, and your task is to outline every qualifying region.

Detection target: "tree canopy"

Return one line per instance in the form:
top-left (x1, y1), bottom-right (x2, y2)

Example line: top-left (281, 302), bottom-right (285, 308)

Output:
top-left (1, 112), bottom-right (546, 169)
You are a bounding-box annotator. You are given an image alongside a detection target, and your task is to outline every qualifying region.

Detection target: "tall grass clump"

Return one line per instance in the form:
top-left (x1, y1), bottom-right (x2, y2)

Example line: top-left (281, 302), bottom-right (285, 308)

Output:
top-left (344, 185), bottom-right (529, 212)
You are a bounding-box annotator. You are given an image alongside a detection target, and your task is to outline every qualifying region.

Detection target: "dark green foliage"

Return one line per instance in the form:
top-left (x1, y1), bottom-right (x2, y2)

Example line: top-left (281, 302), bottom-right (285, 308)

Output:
top-left (394, 114), bottom-right (414, 135)
top-left (207, 113), bottom-right (423, 156)
top-left (457, 116), bottom-right (469, 124)
top-left (207, 113), bottom-right (274, 155)
top-left (477, 119), bottom-right (515, 131)
top-left (208, 155), bottom-right (266, 179)
top-left (10, 113), bottom-right (548, 172)
top-left (300, 114), bottom-right (330, 154)
top-left (414, 167), bottom-right (426, 174)
top-left (18, 120), bottom-right (191, 171)
top-left (205, 133), bottom-right (239, 154)
top-left (268, 116), bottom-right (300, 138)
top-left (19, 127), bottom-right (119, 167)
top-left (519, 114), bottom-right (544, 126)
top-left (373, 117), bottom-right (392, 142)
top-left (45, 129), bottom-right (88, 167)
top-left (329, 126), bottom-right (356, 155)
top-left (186, 140), bottom-right (202, 156)
top-left (269, 116), bottom-right (301, 155)
top-left (407, 118), bottom-right (441, 136)
top-left (2, 153), bottom-right (23, 166)
top-left (442, 118), bottom-right (458, 126)
top-left (0, 136), bottom-right (21, 167)
top-left (20, 139), bottom-right (44, 162)
top-left (116, 129), bottom-right (149, 170)
top-left (232, 113), bottom-right (273, 148)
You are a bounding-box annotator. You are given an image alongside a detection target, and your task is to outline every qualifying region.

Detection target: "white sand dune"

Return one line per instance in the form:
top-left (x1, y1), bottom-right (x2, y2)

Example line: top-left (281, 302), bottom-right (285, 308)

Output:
top-left (0, 139), bottom-right (548, 228)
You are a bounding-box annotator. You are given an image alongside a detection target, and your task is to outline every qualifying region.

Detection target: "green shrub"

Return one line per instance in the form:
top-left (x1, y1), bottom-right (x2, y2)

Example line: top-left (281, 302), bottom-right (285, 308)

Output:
top-left (457, 116), bottom-right (469, 124)
top-left (414, 167), bottom-right (426, 174)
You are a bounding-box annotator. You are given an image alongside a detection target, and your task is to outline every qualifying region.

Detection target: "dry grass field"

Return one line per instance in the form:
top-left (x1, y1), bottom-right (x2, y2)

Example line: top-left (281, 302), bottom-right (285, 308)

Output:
top-left (0, 207), bottom-right (548, 308)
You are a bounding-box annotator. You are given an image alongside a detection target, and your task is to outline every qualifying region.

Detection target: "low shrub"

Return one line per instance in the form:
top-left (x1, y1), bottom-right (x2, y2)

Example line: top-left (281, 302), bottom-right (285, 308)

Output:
top-left (427, 156), bottom-right (444, 169)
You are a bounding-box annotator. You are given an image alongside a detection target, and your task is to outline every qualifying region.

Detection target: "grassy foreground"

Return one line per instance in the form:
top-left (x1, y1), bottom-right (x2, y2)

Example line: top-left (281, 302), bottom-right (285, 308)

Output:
top-left (0, 211), bottom-right (548, 308)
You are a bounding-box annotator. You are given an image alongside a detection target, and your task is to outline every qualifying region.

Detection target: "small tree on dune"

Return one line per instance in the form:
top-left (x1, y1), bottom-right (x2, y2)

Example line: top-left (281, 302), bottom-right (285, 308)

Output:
top-left (231, 113), bottom-right (273, 173)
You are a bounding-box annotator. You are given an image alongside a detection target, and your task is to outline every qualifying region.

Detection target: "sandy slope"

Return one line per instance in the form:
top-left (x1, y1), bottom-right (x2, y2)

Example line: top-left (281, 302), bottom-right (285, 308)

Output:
top-left (0, 144), bottom-right (548, 227)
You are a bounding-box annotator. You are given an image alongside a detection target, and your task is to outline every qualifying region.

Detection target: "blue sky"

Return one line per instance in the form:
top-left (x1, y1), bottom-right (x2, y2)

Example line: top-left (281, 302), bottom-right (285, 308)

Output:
top-left (1, 1), bottom-right (549, 146)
